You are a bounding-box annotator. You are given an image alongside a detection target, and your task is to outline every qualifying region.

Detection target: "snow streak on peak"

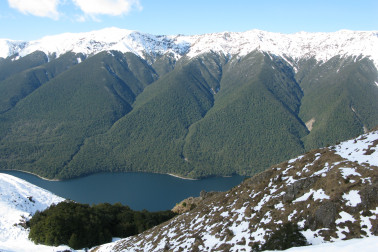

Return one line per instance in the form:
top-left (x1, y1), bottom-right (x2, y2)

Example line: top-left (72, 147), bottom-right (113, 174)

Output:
top-left (1, 28), bottom-right (378, 69)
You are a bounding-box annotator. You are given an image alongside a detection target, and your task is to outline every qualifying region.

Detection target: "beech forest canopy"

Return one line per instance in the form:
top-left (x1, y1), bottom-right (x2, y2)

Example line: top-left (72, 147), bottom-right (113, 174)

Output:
top-left (0, 49), bottom-right (377, 180)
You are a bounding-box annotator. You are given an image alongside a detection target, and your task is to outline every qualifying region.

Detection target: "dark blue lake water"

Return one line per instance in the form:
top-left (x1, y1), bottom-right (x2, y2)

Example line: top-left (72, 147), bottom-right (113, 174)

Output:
top-left (0, 171), bottom-right (244, 211)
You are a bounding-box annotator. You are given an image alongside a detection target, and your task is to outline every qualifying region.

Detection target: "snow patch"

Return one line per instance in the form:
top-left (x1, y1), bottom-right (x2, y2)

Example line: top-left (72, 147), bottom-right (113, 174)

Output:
top-left (254, 194), bottom-right (271, 211)
top-left (288, 209), bottom-right (297, 221)
top-left (261, 211), bottom-right (272, 224)
top-left (275, 202), bottom-right (284, 210)
top-left (293, 189), bottom-right (330, 202)
top-left (339, 167), bottom-right (361, 178)
top-left (334, 226), bottom-right (349, 240)
top-left (335, 131), bottom-right (378, 166)
top-left (313, 163), bottom-right (331, 177)
top-left (301, 229), bottom-right (327, 245)
top-left (266, 236), bottom-right (378, 252)
top-left (251, 228), bottom-right (268, 243)
top-left (342, 190), bottom-right (361, 207)
top-left (360, 207), bottom-right (378, 236)
top-left (336, 211), bottom-right (356, 224)
top-left (288, 155), bottom-right (304, 164)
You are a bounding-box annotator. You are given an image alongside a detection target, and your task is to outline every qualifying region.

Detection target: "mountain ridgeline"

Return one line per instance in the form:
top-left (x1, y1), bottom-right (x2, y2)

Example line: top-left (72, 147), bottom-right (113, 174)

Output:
top-left (0, 29), bottom-right (378, 180)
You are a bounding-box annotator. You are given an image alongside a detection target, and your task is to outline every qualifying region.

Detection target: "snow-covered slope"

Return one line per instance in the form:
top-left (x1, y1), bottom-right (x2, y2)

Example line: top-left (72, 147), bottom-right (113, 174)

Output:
top-left (0, 39), bottom-right (27, 59)
top-left (0, 173), bottom-right (67, 252)
top-left (94, 130), bottom-right (378, 251)
top-left (0, 27), bottom-right (190, 61)
top-left (266, 236), bottom-right (378, 252)
top-left (1, 28), bottom-right (377, 69)
top-left (96, 237), bottom-right (378, 252)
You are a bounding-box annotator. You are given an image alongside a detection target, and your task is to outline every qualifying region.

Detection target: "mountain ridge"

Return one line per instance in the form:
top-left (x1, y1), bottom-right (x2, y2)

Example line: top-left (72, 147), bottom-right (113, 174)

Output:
top-left (1, 28), bottom-right (378, 70)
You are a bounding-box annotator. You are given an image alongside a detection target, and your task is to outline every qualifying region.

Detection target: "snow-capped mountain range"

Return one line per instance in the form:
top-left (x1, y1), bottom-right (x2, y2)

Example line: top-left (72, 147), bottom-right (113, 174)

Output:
top-left (1, 27), bottom-right (378, 69)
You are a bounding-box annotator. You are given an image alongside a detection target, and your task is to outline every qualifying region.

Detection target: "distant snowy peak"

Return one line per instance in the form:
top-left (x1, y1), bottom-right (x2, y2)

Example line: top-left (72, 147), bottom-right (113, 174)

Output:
top-left (1, 28), bottom-right (378, 69)
top-left (1, 27), bottom-right (190, 60)
top-left (0, 39), bottom-right (27, 59)
top-left (185, 29), bottom-right (378, 67)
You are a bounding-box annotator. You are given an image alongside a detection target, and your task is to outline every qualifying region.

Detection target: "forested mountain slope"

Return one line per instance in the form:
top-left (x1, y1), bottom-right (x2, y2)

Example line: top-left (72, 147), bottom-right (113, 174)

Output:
top-left (0, 28), bottom-right (377, 179)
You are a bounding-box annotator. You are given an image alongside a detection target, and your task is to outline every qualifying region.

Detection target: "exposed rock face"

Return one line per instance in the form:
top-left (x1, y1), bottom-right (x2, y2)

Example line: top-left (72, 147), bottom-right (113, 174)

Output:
top-left (94, 130), bottom-right (378, 251)
top-left (172, 191), bottom-right (219, 214)
top-left (314, 202), bottom-right (339, 228)
top-left (283, 176), bottom-right (319, 203)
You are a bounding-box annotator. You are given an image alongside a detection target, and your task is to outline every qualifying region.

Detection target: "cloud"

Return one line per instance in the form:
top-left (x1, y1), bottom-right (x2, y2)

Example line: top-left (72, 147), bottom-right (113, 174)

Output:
top-left (75, 15), bottom-right (86, 22)
top-left (7, 0), bottom-right (60, 19)
top-left (7, 0), bottom-right (142, 21)
top-left (72, 0), bottom-right (142, 16)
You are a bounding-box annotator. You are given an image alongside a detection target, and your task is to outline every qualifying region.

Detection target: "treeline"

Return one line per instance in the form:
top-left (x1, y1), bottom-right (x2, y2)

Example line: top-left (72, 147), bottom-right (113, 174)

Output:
top-left (27, 201), bottom-right (176, 249)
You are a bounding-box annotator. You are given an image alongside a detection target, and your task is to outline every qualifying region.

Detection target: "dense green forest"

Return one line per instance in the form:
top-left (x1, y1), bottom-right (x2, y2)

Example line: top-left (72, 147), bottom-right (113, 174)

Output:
top-left (297, 56), bottom-right (378, 149)
top-left (0, 50), bottom-right (377, 179)
top-left (28, 201), bottom-right (176, 249)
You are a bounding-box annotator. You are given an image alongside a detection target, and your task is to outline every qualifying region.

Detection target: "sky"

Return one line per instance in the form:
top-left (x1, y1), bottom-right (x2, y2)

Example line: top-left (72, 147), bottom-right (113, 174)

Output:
top-left (0, 0), bottom-right (377, 41)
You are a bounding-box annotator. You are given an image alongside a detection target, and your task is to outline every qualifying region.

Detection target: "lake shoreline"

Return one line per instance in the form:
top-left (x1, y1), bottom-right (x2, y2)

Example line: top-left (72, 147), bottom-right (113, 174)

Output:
top-left (167, 173), bottom-right (198, 181)
top-left (0, 169), bottom-right (240, 182)
top-left (0, 169), bottom-right (203, 182)
top-left (0, 169), bottom-right (61, 182)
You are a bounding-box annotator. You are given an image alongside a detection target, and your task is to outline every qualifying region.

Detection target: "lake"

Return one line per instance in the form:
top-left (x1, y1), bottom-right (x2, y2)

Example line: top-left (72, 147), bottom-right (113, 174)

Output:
top-left (0, 171), bottom-right (244, 211)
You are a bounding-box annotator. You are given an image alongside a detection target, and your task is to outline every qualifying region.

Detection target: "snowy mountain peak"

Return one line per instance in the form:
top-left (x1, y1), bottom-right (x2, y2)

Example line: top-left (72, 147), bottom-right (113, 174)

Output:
top-left (184, 29), bottom-right (378, 67)
top-left (0, 39), bottom-right (27, 59)
top-left (1, 28), bottom-right (378, 69)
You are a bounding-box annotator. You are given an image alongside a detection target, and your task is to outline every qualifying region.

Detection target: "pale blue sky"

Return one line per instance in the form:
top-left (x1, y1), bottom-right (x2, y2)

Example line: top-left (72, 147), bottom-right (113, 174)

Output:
top-left (1, 0), bottom-right (377, 40)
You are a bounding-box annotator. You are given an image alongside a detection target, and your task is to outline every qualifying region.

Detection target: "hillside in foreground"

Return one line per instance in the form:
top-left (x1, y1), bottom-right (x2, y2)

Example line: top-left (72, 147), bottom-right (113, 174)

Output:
top-left (0, 173), bottom-right (67, 251)
top-left (0, 129), bottom-right (377, 251)
top-left (94, 129), bottom-right (378, 251)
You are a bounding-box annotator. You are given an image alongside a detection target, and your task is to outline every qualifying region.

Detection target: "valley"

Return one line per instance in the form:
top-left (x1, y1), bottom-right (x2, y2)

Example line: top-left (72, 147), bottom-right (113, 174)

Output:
top-left (0, 28), bottom-right (377, 181)
top-left (0, 170), bottom-right (244, 211)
